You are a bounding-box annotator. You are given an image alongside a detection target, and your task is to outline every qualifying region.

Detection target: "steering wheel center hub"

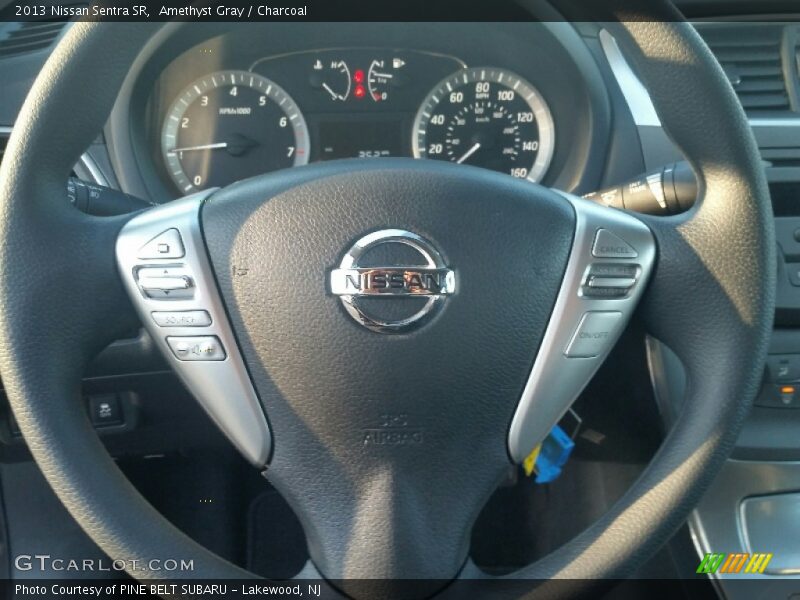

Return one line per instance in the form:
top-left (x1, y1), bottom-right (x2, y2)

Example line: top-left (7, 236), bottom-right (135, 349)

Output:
top-left (193, 159), bottom-right (576, 580)
top-left (329, 228), bottom-right (456, 333)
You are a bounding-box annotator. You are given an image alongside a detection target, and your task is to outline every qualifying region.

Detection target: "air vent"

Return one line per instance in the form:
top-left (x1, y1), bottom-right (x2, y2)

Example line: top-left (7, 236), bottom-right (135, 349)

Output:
top-left (698, 23), bottom-right (792, 115)
top-left (0, 21), bottom-right (68, 59)
top-left (761, 146), bottom-right (800, 168)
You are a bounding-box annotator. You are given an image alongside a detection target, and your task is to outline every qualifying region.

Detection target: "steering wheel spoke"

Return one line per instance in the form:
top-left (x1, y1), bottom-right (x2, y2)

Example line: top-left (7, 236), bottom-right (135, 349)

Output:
top-left (508, 193), bottom-right (656, 462)
top-left (115, 191), bottom-right (271, 466)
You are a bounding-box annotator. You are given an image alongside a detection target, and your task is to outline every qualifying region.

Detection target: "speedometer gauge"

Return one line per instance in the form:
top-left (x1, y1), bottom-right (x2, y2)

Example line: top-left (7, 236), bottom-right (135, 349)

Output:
top-left (161, 70), bottom-right (309, 194)
top-left (412, 68), bottom-right (555, 182)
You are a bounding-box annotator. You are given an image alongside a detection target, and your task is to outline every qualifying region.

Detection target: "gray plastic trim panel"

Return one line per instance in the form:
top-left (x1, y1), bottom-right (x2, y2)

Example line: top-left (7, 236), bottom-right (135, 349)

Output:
top-left (689, 460), bottom-right (800, 600)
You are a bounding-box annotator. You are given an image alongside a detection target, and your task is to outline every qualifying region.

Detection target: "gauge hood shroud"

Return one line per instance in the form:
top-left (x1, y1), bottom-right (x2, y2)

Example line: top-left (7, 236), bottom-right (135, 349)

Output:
top-left (201, 158), bottom-right (575, 581)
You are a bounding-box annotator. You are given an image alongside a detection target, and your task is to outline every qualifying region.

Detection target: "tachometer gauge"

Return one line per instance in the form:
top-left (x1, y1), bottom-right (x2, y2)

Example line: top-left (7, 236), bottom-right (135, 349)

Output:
top-left (161, 70), bottom-right (309, 194)
top-left (412, 67), bottom-right (554, 182)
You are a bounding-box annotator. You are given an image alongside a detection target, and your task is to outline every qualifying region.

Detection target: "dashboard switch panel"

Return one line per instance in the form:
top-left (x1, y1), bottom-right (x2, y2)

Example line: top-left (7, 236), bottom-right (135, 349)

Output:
top-left (756, 384), bottom-right (800, 409)
top-left (766, 354), bottom-right (800, 382)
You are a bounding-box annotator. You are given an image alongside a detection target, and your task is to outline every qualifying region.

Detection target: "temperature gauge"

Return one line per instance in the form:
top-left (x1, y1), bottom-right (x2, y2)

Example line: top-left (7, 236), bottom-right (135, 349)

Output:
top-left (310, 58), bottom-right (351, 102)
top-left (367, 58), bottom-right (405, 102)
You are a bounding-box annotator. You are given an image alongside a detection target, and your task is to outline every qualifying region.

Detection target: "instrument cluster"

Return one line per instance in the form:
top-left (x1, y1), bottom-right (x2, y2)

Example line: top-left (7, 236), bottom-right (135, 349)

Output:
top-left (154, 47), bottom-right (558, 195)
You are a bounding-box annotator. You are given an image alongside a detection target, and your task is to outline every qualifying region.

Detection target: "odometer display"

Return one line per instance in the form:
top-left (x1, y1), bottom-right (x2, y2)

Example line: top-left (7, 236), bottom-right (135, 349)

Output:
top-left (161, 70), bottom-right (309, 194)
top-left (412, 68), bottom-right (555, 182)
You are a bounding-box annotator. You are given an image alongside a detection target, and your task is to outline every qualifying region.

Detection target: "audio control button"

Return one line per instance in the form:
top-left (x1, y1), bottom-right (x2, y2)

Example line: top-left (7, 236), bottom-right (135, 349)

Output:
top-left (138, 228), bottom-right (185, 259)
top-left (166, 336), bottom-right (226, 361)
top-left (152, 310), bottom-right (211, 327)
top-left (137, 266), bottom-right (194, 300)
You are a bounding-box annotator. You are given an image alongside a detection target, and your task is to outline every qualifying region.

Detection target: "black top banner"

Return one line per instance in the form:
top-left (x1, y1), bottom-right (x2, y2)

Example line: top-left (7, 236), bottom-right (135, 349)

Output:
top-left (3, 0), bottom-right (799, 23)
top-left (0, 0), bottom-right (540, 23)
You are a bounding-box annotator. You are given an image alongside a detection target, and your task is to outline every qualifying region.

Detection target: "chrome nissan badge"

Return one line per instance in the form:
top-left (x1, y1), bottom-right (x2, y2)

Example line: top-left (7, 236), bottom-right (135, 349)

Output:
top-left (330, 229), bottom-right (455, 333)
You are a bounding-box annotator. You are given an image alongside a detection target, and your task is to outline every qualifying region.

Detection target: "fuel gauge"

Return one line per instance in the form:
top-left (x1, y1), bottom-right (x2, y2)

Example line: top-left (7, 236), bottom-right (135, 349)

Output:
top-left (367, 59), bottom-right (396, 102)
top-left (310, 58), bottom-right (351, 102)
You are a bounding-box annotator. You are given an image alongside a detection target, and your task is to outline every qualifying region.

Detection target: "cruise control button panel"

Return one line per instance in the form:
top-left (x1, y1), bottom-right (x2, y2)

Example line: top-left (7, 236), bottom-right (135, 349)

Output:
top-left (167, 336), bottom-right (226, 361)
top-left (508, 194), bottom-right (657, 463)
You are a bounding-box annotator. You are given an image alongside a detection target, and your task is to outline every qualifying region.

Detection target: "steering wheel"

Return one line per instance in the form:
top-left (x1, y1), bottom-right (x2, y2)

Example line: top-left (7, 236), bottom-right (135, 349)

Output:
top-left (0, 3), bottom-right (774, 598)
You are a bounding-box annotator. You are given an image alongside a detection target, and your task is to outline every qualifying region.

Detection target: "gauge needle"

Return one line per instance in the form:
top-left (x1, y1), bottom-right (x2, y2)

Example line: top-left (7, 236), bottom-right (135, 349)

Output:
top-left (456, 143), bottom-right (481, 164)
top-left (322, 82), bottom-right (339, 100)
top-left (168, 142), bottom-right (228, 154)
top-left (370, 72), bottom-right (394, 79)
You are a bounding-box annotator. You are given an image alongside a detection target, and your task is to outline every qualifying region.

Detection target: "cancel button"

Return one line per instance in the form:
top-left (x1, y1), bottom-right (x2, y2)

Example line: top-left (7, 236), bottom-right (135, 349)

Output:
top-left (564, 311), bottom-right (623, 358)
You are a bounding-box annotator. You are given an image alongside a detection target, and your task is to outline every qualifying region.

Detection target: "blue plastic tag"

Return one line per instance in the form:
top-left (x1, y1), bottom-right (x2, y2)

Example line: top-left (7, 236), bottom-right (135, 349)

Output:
top-left (534, 424), bottom-right (575, 484)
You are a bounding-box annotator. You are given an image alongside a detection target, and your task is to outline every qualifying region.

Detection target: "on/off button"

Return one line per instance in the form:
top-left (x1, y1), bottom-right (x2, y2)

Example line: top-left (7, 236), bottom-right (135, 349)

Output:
top-left (564, 311), bottom-right (623, 358)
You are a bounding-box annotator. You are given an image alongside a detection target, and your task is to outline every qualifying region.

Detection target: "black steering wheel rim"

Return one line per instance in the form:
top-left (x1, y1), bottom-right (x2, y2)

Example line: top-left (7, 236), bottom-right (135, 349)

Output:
top-left (0, 4), bottom-right (775, 596)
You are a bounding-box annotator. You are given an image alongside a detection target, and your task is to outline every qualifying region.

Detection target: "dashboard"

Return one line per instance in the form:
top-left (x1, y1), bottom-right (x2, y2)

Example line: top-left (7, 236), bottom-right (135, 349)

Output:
top-left (117, 22), bottom-right (609, 202)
